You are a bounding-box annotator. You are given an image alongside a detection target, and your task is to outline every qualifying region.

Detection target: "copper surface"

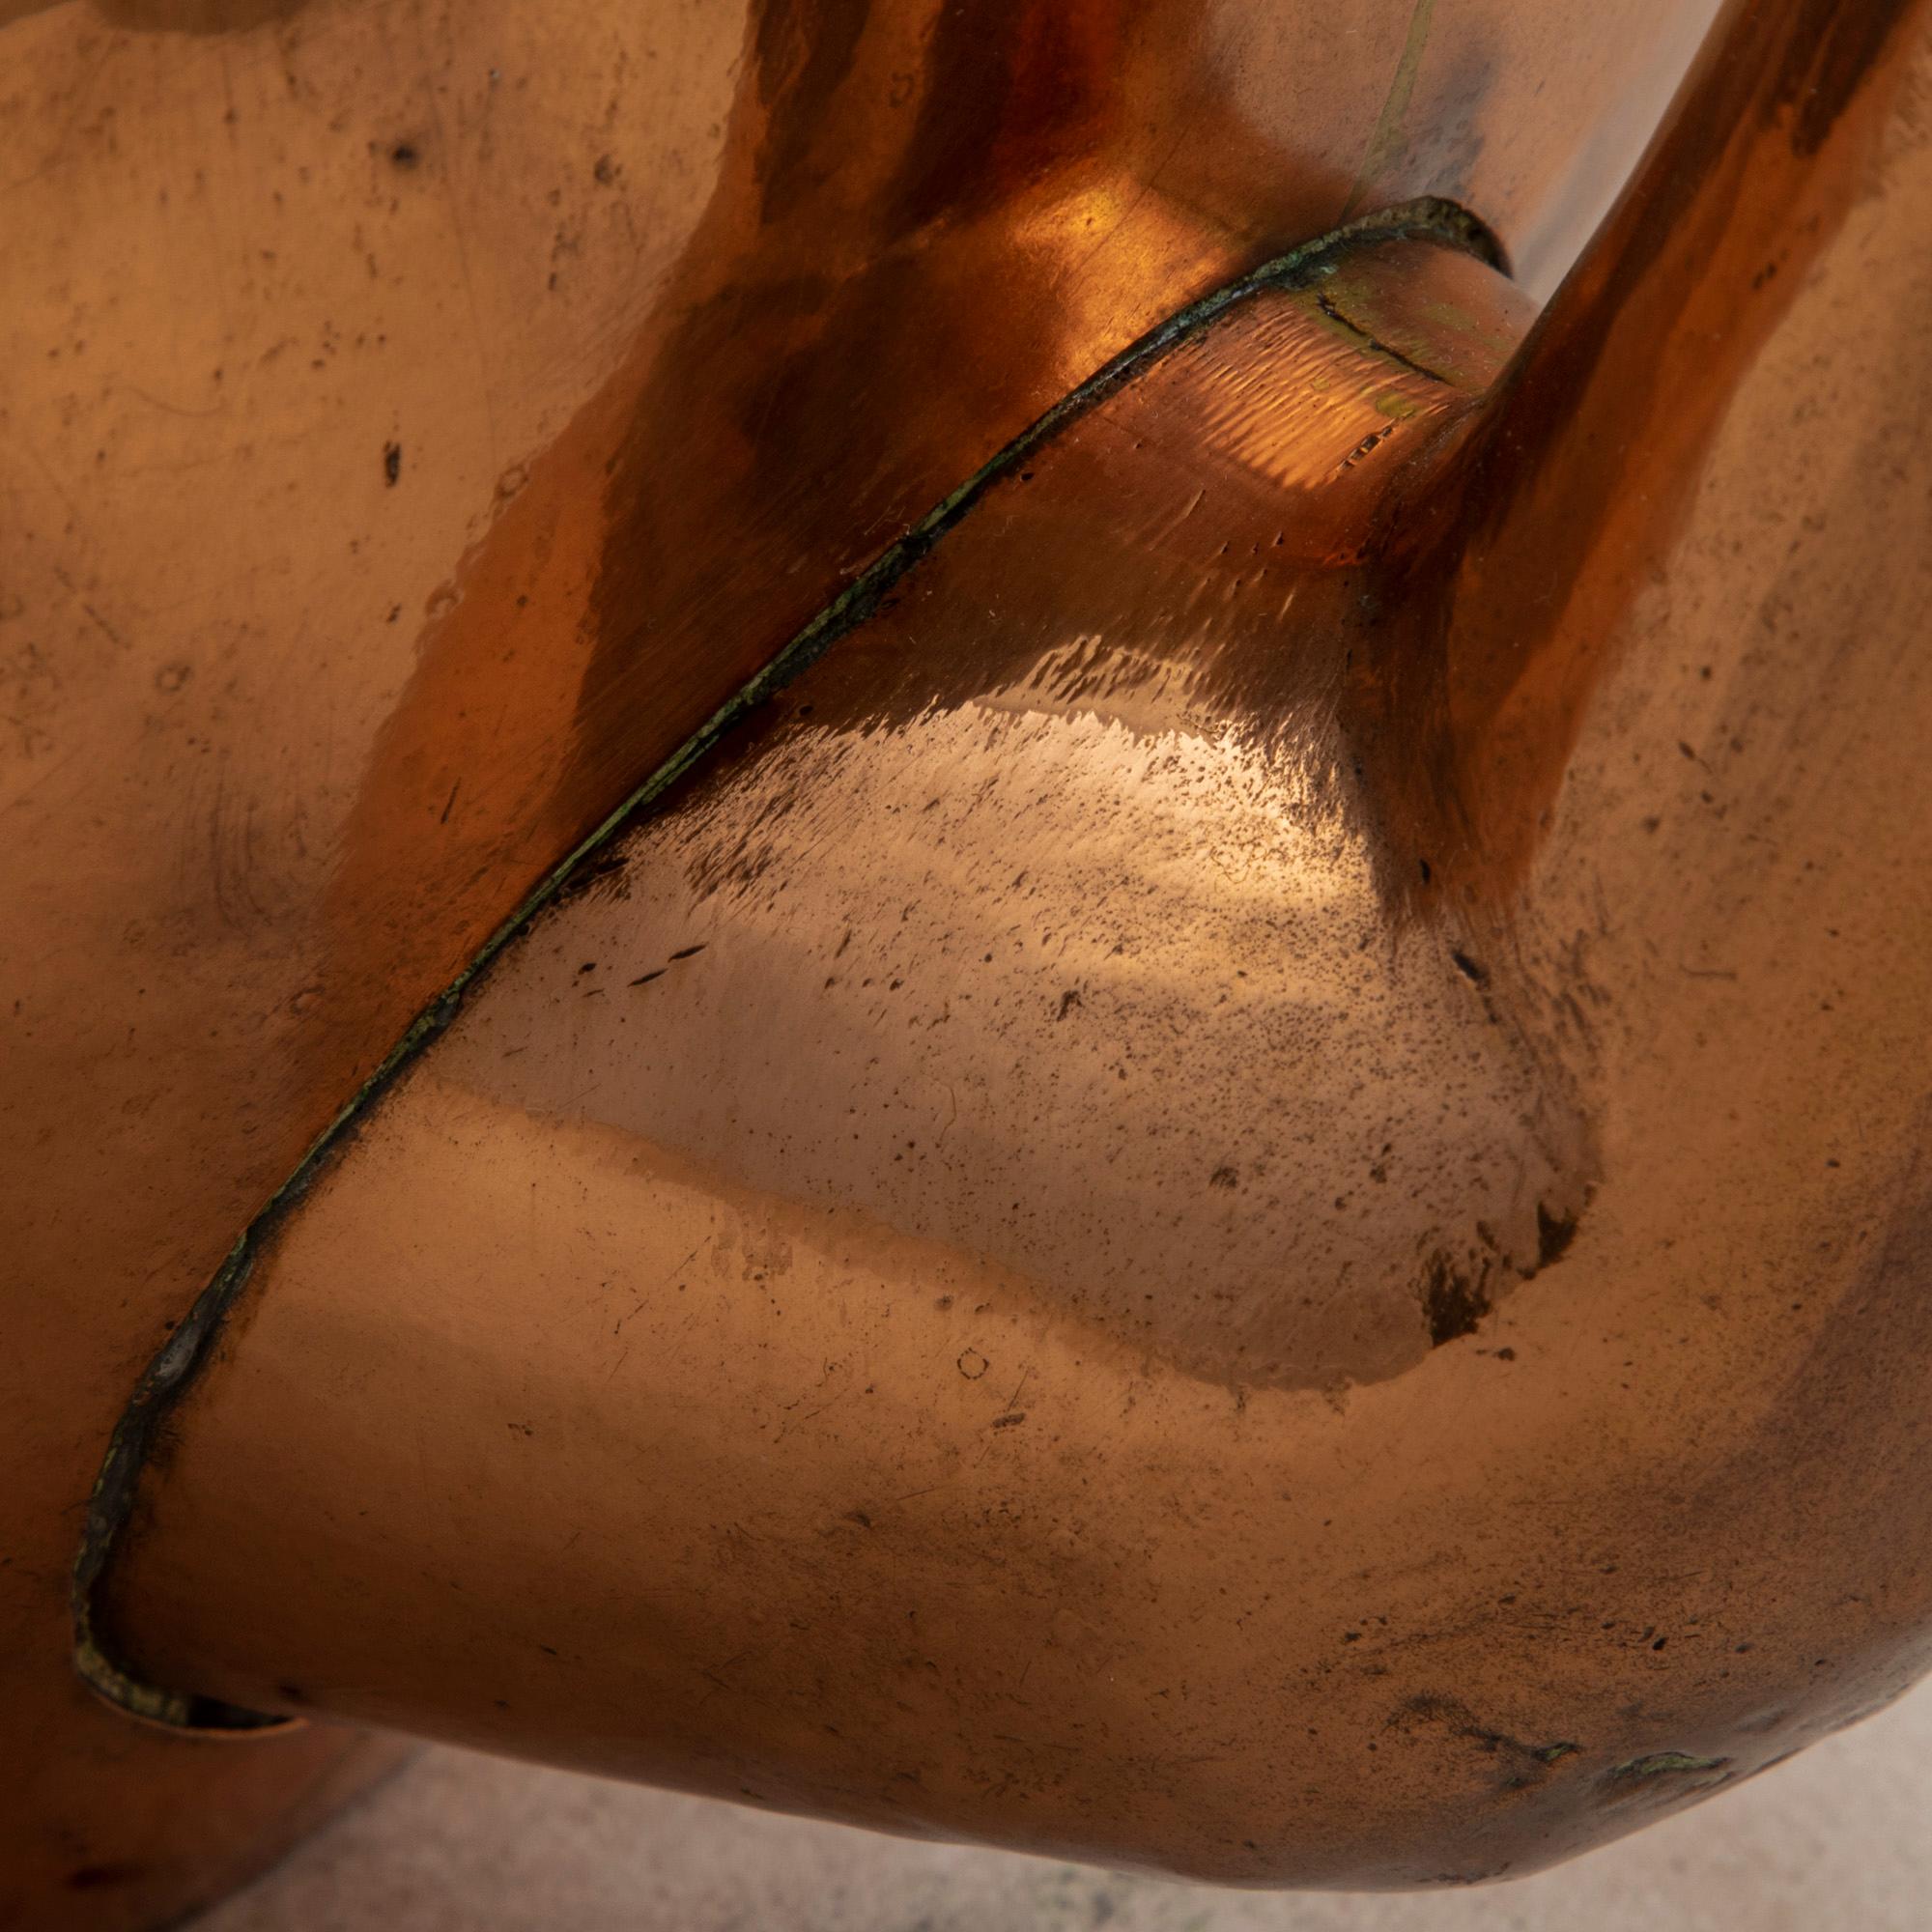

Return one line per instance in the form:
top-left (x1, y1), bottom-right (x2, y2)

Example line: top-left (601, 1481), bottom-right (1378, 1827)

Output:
top-left (2, 0), bottom-right (1914, 1922)
top-left (85, 0), bottom-right (1932, 1896)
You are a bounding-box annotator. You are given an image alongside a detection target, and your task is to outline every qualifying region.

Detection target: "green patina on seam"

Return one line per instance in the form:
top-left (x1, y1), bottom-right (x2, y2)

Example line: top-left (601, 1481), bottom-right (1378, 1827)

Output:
top-left (71, 194), bottom-right (1504, 1732)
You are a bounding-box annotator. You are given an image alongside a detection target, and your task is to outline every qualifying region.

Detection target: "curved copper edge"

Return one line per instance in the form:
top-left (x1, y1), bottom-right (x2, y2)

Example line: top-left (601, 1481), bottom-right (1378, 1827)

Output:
top-left (71, 192), bottom-right (1506, 1736)
top-left (89, 0), bottom-right (1932, 1871)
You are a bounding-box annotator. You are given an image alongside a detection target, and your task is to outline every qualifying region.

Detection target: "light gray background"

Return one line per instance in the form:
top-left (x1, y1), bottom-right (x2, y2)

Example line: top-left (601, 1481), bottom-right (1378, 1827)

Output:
top-left (204, 1678), bottom-right (1932, 1930)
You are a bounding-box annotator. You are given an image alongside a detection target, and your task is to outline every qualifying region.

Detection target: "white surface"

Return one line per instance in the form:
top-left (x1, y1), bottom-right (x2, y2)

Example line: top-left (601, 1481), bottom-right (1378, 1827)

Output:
top-left (203, 1680), bottom-right (1932, 1930)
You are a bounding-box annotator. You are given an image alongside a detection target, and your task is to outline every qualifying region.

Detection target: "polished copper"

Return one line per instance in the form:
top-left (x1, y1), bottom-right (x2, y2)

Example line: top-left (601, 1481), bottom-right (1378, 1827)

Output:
top-left (3, 0), bottom-right (1921, 1922)
top-left (87, 0), bottom-right (1932, 1895)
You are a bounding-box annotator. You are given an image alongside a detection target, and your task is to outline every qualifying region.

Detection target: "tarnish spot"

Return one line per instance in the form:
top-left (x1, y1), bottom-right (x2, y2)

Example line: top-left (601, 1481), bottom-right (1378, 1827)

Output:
top-left (1422, 1250), bottom-right (1492, 1346)
top-left (1387, 1695), bottom-right (1587, 1794)
top-left (1422, 1189), bottom-right (1586, 1350)
top-left (1536, 1202), bottom-right (1579, 1266)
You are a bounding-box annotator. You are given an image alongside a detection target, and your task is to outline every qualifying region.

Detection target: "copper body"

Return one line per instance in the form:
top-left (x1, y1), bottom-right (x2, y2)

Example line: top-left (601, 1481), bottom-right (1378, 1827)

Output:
top-left (4, 0), bottom-right (1928, 1923)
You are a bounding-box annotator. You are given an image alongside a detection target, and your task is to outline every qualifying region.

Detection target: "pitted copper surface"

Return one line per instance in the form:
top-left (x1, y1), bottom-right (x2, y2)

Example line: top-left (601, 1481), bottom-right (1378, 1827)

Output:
top-left (408, 242), bottom-right (1590, 1395)
top-left (91, 0), bottom-right (1932, 1892)
top-left (6, 0), bottom-right (1927, 1923)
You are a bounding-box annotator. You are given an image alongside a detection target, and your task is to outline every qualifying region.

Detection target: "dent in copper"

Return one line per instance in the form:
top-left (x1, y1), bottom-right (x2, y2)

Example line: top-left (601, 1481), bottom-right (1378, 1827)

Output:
top-left (4, 0), bottom-right (1923, 1922)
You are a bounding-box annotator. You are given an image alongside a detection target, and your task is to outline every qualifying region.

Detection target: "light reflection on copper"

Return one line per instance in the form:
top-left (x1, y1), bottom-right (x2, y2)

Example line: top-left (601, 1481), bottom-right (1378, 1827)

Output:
top-left (21, 0), bottom-right (1918, 1920)
top-left (97, 4), bottom-right (1932, 1879)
